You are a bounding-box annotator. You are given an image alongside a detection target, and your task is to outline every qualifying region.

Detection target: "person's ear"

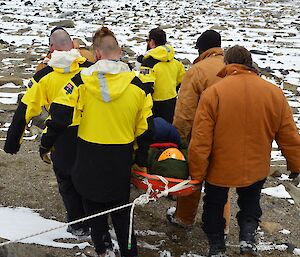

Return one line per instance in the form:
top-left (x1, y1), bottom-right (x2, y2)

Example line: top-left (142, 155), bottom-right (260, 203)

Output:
top-left (72, 40), bottom-right (76, 49)
top-left (49, 44), bottom-right (55, 53)
top-left (95, 49), bottom-right (102, 60)
top-left (149, 39), bottom-right (156, 48)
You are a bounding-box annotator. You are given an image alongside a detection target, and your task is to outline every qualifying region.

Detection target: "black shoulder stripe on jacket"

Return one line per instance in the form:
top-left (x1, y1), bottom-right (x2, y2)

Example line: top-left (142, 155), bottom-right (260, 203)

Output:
top-left (79, 60), bottom-right (94, 68)
top-left (42, 103), bottom-right (74, 149)
top-left (71, 73), bottom-right (84, 87)
top-left (131, 77), bottom-right (153, 95)
top-left (33, 66), bottom-right (54, 83)
top-left (141, 56), bottom-right (160, 68)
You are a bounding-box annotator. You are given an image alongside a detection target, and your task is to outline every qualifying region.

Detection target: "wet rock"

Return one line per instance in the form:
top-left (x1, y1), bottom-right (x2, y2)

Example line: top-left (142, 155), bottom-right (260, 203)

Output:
top-left (283, 182), bottom-right (300, 209)
top-left (24, 1), bottom-right (33, 6)
top-left (270, 170), bottom-right (282, 177)
top-left (0, 76), bottom-right (23, 86)
top-left (49, 19), bottom-right (75, 28)
top-left (210, 25), bottom-right (228, 30)
top-left (127, 36), bottom-right (145, 43)
top-left (278, 69), bottom-right (289, 75)
top-left (178, 58), bottom-right (191, 66)
top-left (260, 221), bottom-right (283, 234)
top-left (250, 50), bottom-right (269, 55)
top-left (122, 46), bottom-right (136, 57)
top-left (0, 244), bottom-right (54, 257)
top-left (284, 242), bottom-right (297, 253)
top-left (1, 16), bottom-right (14, 22)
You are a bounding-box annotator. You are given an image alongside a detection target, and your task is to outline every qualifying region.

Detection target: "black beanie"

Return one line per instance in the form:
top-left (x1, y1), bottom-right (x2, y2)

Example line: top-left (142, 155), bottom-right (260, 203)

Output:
top-left (196, 30), bottom-right (221, 52)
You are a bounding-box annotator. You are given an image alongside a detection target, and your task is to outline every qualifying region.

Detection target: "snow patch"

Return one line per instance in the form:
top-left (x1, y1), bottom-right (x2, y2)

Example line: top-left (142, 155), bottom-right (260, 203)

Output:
top-left (0, 206), bottom-right (89, 249)
top-left (262, 185), bottom-right (291, 199)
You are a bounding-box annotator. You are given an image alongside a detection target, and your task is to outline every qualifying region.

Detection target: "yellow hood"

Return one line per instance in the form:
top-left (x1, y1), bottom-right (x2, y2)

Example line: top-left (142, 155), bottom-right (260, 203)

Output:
top-left (144, 45), bottom-right (175, 62)
top-left (48, 49), bottom-right (87, 73)
top-left (81, 60), bottom-right (135, 102)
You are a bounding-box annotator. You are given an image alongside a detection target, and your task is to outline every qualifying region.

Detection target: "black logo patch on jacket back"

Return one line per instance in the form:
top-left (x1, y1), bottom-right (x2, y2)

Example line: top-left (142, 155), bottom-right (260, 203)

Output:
top-left (64, 83), bottom-right (74, 95)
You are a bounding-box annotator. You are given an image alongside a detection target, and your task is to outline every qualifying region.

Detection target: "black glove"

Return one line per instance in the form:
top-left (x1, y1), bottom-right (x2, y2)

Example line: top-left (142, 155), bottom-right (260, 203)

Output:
top-left (4, 140), bottom-right (20, 154)
top-left (39, 145), bottom-right (51, 164)
top-left (289, 172), bottom-right (299, 180)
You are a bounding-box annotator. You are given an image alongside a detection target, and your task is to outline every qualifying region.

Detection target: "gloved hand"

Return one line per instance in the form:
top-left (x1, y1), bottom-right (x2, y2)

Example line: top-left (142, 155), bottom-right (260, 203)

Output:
top-left (4, 142), bottom-right (20, 154)
top-left (39, 145), bottom-right (51, 164)
top-left (132, 163), bottom-right (147, 173)
top-left (289, 172), bottom-right (299, 180)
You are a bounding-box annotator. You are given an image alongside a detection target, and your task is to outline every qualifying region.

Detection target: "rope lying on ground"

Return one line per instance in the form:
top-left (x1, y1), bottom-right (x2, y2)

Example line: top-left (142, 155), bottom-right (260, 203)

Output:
top-left (0, 176), bottom-right (191, 250)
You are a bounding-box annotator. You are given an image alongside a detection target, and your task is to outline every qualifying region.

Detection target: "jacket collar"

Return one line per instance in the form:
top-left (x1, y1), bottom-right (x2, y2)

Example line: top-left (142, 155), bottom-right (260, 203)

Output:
top-left (81, 60), bottom-right (130, 76)
top-left (217, 64), bottom-right (259, 78)
top-left (193, 47), bottom-right (224, 64)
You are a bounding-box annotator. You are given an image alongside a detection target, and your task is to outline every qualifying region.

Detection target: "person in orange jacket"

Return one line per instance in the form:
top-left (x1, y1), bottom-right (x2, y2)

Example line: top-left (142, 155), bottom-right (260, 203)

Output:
top-left (189, 45), bottom-right (300, 256)
top-left (167, 30), bottom-right (231, 236)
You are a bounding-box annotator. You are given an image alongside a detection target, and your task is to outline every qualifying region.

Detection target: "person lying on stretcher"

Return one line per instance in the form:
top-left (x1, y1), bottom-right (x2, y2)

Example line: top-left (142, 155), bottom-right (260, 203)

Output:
top-left (133, 117), bottom-right (189, 179)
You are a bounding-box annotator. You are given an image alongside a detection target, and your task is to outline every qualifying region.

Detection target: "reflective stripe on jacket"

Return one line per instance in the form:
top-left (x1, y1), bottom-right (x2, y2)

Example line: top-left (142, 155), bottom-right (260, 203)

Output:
top-left (139, 45), bottom-right (185, 101)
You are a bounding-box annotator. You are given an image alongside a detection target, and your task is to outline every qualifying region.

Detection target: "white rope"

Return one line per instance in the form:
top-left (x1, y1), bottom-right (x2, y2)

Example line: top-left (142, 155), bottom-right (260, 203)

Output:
top-left (0, 175), bottom-right (194, 251)
top-left (127, 176), bottom-right (192, 249)
top-left (0, 202), bottom-right (133, 248)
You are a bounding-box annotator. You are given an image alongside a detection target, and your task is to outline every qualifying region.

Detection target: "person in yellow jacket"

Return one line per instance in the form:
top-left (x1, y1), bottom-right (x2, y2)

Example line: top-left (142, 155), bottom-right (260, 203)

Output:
top-left (138, 27), bottom-right (185, 123)
top-left (167, 30), bottom-right (231, 236)
top-left (4, 26), bottom-right (93, 237)
top-left (40, 27), bottom-right (154, 257)
top-left (36, 36), bottom-right (96, 72)
top-left (189, 45), bottom-right (300, 256)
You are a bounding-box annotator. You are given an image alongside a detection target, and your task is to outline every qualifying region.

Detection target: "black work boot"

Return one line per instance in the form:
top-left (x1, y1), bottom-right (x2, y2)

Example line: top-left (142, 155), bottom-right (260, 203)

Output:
top-left (207, 233), bottom-right (227, 257)
top-left (239, 218), bottom-right (258, 255)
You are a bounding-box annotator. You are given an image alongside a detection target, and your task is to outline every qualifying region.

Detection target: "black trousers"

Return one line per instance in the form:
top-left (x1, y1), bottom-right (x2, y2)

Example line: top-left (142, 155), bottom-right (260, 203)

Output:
top-left (53, 165), bottom-right (87, 229)
top-left (83, 197), bottom-right (138, 257)
top-left (51, 127), bottom-right (87, 229)
top-left (153, 97), bottom-right (177, 124)
top-left (202, 179), bottom-right (266, 236)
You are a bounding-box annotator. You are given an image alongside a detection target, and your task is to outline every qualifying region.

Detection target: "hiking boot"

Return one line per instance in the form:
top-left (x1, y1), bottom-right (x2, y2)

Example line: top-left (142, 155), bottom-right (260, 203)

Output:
top-left (98, 249), bottom-right (116, 257)
top-left (207, 233), bottom-right (227, 257)
top-left (166, 207), bottom-right (193, 229)
top-left (240, 240), bottom-right (258, 255)
top-left (67, 225), bottom-right (90, 237)
top-left (239, 218), bottom-right (258, 255)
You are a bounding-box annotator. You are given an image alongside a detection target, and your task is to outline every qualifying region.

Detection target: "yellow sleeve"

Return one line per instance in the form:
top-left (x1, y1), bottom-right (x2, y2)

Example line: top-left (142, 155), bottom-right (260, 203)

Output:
top-left (176, 61), bottom-right (186, 84)
top-left (21, 78), bottom-right (48, 123)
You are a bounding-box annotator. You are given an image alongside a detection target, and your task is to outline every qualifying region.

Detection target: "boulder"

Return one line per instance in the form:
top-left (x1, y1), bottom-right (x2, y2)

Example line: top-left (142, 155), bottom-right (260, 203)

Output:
top-left (0, 77), bottom-right (23, 86)
top-left (49, 19), bottom-right (75, 28)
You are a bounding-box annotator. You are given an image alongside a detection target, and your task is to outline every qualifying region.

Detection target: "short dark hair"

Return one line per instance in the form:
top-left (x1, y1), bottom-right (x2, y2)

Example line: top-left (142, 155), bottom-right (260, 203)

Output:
top-left (224, 45), bottom-right (253, 68)
top-left (148, 28), bottom-right (167, 46)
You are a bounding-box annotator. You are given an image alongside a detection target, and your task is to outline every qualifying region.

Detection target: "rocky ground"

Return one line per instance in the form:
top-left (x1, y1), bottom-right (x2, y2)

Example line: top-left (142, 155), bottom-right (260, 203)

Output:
top-left (0, 0), bottom-right (300, 256)
top-left (0, 140), bottom-right (299, 257)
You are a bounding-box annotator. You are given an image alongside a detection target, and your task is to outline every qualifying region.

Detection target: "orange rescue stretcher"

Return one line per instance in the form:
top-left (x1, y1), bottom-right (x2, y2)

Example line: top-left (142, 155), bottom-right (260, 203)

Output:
top-left (131, 143), bottom-right (201, 197)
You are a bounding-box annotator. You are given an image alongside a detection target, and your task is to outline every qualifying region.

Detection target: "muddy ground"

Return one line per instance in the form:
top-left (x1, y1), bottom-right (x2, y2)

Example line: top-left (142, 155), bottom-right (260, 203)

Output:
top-left (0, 138), bottom-right (299, 257)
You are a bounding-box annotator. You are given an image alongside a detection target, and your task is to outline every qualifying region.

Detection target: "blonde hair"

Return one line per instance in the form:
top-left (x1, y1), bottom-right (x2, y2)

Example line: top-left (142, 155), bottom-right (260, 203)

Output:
top-left (92, 27), bottom-right (119, 54)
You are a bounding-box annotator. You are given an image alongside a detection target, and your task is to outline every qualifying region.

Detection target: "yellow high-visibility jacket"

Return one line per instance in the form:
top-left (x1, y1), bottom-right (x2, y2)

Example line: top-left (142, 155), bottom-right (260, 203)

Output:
top-left (43, 60), bottom-right (153, 146)
top-left (41, 60), bottom-right (154, 202)
top-left (139, 45), bottom-right (186, 101)
top-left (4, 49), bottom-right (92, 154)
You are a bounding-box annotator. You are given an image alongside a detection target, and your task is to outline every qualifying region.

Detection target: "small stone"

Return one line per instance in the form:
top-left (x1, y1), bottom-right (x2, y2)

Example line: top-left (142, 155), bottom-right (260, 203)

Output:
top-left (24, 1), bottom-right (33, 6)
top-left (260, 221), bottom-right (283, 234)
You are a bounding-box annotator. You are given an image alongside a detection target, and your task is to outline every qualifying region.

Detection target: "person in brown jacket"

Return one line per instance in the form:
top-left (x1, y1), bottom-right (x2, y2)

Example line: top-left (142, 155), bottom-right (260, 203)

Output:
top-left (168, 30), bottom-right (230, 235)
top-left (189, 45), bottom-right (300, 257)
